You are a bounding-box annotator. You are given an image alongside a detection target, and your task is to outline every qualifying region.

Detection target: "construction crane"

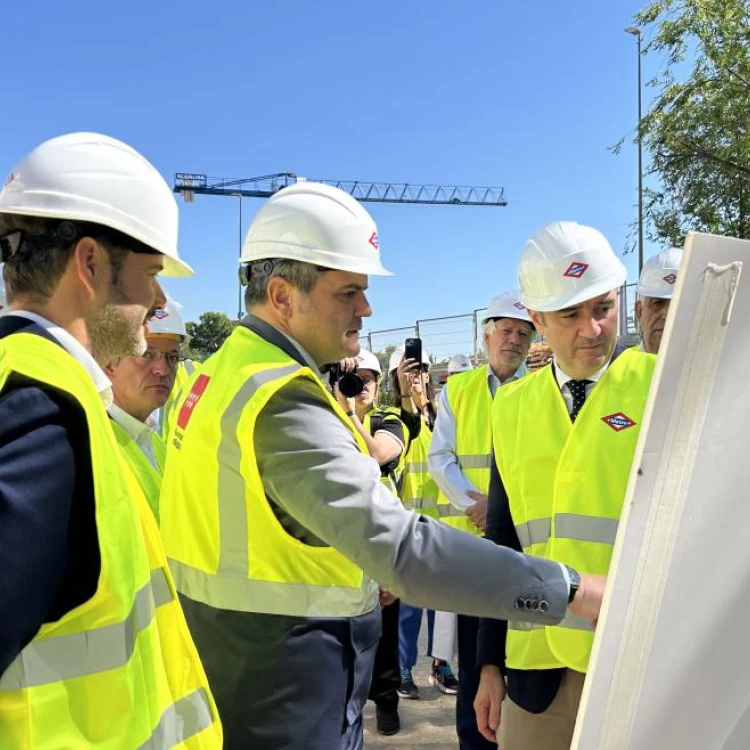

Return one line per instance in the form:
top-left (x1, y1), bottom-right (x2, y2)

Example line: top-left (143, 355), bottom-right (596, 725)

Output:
top-left (173, 172), bottom-right (508, 318)
top-left (173, 172), bottom-right (508, 207)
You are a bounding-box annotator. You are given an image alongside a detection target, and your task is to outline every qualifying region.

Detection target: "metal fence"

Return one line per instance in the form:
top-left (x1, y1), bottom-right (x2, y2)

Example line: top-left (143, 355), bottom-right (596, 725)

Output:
top-left (364, 283), bottom-right (642, 363)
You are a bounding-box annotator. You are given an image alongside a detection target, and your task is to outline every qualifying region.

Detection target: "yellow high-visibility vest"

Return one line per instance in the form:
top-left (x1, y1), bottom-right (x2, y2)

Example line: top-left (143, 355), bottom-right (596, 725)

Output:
top-left (0, 332), bottom-right (222, 749)
top-left (400, 418), bottom-right (439, 519)
top-left (363, 406), bottom-right (410, 496)
top-left (437, 366), bottom-right (494, 535)
top-left (111, 419), bottom-right (167, 523)
top-left (493, 348), bottom-right (655, 673)
top-left (160, 326), bottom-right (380, 618)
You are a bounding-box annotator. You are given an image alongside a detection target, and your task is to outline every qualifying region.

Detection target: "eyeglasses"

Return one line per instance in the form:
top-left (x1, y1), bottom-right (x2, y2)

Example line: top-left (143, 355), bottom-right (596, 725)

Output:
top-left (139, 349), bottom-right (182, 368)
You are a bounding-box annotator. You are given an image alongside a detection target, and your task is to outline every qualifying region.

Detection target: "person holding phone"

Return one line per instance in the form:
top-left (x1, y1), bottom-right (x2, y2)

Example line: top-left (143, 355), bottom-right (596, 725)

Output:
top-left (429, 290), bottom-right (535, 750)
top-left (160, 184), bottom-right (606, 750)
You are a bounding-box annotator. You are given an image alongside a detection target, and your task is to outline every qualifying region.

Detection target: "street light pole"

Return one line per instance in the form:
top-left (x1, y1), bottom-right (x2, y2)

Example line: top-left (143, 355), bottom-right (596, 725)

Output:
top-left (235, 194), bottom-right (243, 320)
top-left (625, 26), bottom-right (644, 274)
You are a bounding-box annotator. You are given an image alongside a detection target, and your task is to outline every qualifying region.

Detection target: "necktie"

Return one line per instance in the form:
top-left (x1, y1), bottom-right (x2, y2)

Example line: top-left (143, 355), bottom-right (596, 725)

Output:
top-left (568, 379), bottom-right (591, 421)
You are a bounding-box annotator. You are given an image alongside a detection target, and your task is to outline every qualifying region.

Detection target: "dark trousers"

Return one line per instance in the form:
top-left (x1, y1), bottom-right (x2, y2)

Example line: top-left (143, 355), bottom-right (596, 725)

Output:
top-left (457, 614), bottom-right (498, 749)
top-left (181, 596), bottom-right (381, 750)
top-left (368, 599), bottom-right (400, 713)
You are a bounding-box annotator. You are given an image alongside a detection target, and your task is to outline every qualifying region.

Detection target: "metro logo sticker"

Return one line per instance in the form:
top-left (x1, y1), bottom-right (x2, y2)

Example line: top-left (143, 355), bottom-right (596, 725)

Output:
top-left (153, 309), bottom-right (170, 320)
top-left (601, 412), bottom-right (637, 432)
top-left (177, 374), bottom-right (211, 430)
top-left (663, 273), bottom-right (677, 285)
top-left (513, 302), bottom-right (526, 310)
top-left (564, 262), bottom-right (589, 279)
top-left (368, 232), bottom-right (379, 250)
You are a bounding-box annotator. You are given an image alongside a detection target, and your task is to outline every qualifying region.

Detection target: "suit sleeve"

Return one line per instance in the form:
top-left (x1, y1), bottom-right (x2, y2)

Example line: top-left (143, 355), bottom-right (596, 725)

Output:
top-left (0, 383), bottom-right (80, 676)
top-left (254, 377), bottom-right (570, 624)
top-left (477, 454), bottom-right (522, 671)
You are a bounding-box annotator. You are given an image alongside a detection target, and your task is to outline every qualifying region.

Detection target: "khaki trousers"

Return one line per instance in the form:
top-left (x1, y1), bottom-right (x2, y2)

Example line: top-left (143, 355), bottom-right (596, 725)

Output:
top-left (498, 669), bottom-right (586, 750)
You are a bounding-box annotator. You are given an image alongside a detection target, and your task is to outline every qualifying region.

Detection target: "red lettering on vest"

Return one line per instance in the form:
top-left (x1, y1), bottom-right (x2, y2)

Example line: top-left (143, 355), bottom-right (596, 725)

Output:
top-left (177, 374), bottom-right (211, 430)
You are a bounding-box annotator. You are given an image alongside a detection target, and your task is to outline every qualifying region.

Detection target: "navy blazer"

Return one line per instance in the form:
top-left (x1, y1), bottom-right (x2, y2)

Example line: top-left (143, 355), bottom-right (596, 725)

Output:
top-left (0, 316), bottom-right (100, 676)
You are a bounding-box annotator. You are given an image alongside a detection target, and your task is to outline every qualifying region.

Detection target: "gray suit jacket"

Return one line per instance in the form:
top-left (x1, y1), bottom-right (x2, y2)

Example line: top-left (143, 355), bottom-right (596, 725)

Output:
top-left (248, 314), bottom-right (569, 622)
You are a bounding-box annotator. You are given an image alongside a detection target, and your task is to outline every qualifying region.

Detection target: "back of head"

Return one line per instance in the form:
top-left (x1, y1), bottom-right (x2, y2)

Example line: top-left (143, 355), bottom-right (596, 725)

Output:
top-left (637, 247), bottom-right (683, 300)
top-left (447, 353), bottom-right (472, 375)
top-left (0, 132), bottom-right (191, 278)
top-left (518, 221), bottom-right (627, 312)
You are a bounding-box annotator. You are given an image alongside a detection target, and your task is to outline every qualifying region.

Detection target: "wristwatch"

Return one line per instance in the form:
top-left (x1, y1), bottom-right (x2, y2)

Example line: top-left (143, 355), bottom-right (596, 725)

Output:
top-left (565, 565), bottom-right (580, 604)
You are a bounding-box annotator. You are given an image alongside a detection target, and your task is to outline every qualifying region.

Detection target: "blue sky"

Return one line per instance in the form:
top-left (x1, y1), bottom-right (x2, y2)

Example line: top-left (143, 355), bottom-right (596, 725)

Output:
top-left (1, 0), bottom-right (659, 344)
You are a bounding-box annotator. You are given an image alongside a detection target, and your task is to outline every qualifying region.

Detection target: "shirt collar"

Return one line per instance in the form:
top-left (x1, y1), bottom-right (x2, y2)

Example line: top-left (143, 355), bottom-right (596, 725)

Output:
top-left (553, 357), bottom-right (609, 391)
top-left (487, 361), bottom-right (527, 386)
top-left (7, 310), bottom-right (113, 407)
top-left (108, 403), bottom-right (154, 443)
top-left (243, 314), bottom-right (329, 375)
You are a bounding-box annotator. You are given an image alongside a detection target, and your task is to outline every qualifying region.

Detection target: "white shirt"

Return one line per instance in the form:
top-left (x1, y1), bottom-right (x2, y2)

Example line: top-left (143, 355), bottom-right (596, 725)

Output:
top-left (5, 310), bottom-right (113, 407)
top-left (552, 358), bottom-right (609, 416)
top-left (429, 362), bottom-right (526, 509)
top-left (108, 403), bottom-right (159, 470)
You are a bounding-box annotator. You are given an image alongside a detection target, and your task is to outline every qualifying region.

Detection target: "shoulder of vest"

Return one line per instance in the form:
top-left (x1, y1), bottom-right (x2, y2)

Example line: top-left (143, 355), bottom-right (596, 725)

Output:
top-left (608, 346), bottom-right (657, 375)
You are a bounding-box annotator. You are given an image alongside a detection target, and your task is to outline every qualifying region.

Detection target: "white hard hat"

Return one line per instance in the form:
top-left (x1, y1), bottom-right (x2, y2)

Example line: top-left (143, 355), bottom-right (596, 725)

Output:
top-left (518, 221), bottom-right (627, 312)
top-left (483, 290), bottom-right (533, 325)
top-left (146, 295), bottom-right (189, 340)
top-left (447, 354), bottom-right (472, 374)
top-left (0, 132), bottom-right (192, 277)
top-left (240, 182), bottom-right (393, 276)
top-left (637, 247), bottom-right (683, 299)
top-left (388, 345), bottom-right (431, 373)
top-left (356, 349), bottom-right (382, 375)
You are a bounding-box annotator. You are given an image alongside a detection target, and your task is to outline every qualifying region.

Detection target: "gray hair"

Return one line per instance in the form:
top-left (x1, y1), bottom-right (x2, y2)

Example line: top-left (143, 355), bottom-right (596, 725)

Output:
top-left (244, 258), bottom-right (325, 308)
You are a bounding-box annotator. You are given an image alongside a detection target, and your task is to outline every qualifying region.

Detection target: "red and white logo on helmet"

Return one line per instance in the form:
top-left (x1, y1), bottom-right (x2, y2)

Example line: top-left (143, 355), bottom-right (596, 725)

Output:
top-left (368, 232), bottom-right (379, 250)
top-left (563, 262), bottom-right (589, 279)
top-left (663, 273), bottom-right (677, 285)
top-left (153, 309), bottom-right (170, 320)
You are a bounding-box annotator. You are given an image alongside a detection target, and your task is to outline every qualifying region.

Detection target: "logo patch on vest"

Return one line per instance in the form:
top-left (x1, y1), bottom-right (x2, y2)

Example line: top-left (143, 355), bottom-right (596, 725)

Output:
top-left (601, 412), bottom-right (637, 432)
top-left (177, 374), bottom-right (211, 430)
top-left (663, 273), bottom-right (677, 285)
top-left (563, 262), bottom-right (589, 279)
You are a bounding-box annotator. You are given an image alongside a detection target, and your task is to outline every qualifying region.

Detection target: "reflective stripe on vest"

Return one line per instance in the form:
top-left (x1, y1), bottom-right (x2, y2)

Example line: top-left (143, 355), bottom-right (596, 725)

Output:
top-left (514, 514), bottom-right (619, 548)
top-left (161, 327), bottom-right (379, 619)
top-left (457, 453), bottom-right (492, 470)
top-left (138, 688), bottom-right (214, 750)
top-left (0, 567), bottom-right (171, 690)
top-left (493, 348), bottom-right (655, 673)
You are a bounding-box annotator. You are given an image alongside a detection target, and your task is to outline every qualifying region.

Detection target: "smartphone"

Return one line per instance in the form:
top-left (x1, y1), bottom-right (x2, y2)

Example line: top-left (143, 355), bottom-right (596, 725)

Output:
top-left (404, 337), bottom-right (422, 365)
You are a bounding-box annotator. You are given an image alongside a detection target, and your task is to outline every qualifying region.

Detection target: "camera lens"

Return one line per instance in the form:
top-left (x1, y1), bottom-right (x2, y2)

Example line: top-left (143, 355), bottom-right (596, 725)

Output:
top-left (338, 372), bottom-right (365, 397)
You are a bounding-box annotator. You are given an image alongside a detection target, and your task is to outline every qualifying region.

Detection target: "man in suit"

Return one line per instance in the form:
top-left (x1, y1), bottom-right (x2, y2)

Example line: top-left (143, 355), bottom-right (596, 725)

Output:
top-left (0, 132), bottom-right (222, 748)
top-left (635, 247), bottom-right (683, 354)
top-left (474, 221), bottom-right (656, 750)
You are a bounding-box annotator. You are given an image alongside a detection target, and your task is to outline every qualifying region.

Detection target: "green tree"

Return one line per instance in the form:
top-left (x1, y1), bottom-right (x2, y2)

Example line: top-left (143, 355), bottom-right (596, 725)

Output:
top-left (625, 0), bottom-right (750, 243)
top-left (185, 311), bottom-right (236, 360)
top-left (376, 345), bottom-right (397, 406)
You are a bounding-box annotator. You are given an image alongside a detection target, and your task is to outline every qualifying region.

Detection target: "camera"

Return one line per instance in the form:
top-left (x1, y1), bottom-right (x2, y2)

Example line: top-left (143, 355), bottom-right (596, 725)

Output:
top-left (327, 364), bottom-right (365, 397)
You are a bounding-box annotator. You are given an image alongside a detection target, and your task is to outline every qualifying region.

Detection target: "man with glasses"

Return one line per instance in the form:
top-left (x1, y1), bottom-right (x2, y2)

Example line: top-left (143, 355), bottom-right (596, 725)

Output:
top-left (105, 295), bottom-right (189, 523)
